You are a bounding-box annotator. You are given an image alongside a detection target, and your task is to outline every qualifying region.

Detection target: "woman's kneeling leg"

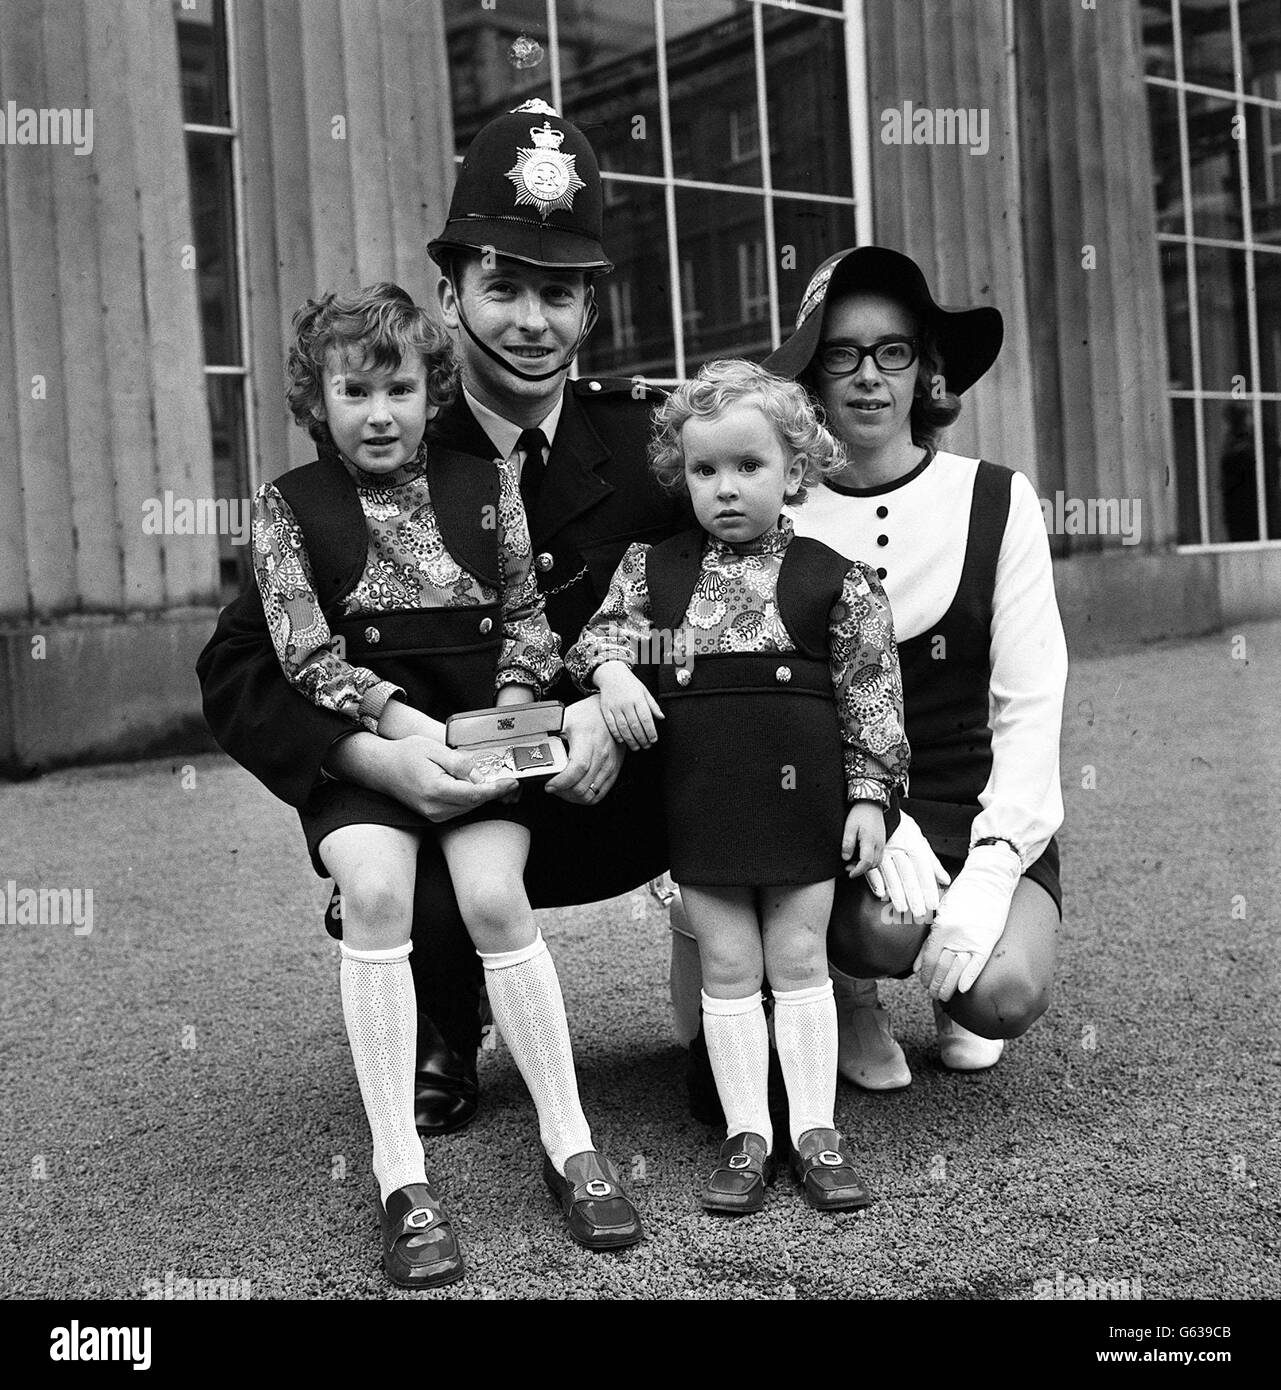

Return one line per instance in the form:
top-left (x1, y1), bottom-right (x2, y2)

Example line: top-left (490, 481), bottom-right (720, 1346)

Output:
top-left (945, 878), bottom-right (1059, 1040)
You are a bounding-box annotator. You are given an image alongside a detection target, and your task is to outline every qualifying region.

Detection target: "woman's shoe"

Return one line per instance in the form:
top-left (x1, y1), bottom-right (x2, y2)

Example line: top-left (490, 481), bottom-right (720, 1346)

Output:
top-left (543, 1151), bottom-right (644, 1250)
top-left (701, 1132), bottom-right (776, 1214)
top-left (380, 1182), bottom-right (465, 1288)
top-left (933, 1000), bottom-right (1005, 1071)
top-left (789, 1128), bottom-right (875, 1211)
top-left (832, 975), bottom-right (912, 1090)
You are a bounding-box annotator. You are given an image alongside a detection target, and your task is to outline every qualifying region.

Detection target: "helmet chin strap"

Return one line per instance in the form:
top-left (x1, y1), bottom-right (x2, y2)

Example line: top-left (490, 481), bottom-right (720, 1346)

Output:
top-left (449, 277), bottom-right (599, 383)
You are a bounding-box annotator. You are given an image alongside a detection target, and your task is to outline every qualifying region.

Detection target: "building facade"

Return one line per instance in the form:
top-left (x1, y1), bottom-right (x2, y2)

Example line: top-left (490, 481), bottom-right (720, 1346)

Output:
top-left (1, 0), bottom-right (1277, 771)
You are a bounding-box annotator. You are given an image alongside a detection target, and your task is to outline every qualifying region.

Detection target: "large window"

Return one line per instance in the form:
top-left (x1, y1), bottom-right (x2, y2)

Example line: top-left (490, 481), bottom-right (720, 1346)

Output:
top-left (175, 0), bottom-right (252, 594)
top-left (1144, 0), bottom-right (1281, 546)
top-left (444, 0), bottom-right (863, 383)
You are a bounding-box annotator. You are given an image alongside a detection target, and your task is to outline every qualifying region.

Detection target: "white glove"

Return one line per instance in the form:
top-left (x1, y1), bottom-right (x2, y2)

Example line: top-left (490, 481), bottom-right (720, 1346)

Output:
top-left (914, 842), bottom-right (1021, 1000)
top-left (865, 810), bottom-right (951, 925)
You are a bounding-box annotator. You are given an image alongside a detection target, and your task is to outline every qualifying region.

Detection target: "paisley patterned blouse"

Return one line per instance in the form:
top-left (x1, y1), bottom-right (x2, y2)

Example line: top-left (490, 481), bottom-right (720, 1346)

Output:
top-left (566, 515), bottom-right (910, 805)
top-left (251, 441), bottom-right (562, 732)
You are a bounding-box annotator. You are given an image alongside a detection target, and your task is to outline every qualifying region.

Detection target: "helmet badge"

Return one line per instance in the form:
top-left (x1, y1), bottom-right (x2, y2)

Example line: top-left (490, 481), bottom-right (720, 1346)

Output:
top-left (506, 121), bottom-right (586, 220)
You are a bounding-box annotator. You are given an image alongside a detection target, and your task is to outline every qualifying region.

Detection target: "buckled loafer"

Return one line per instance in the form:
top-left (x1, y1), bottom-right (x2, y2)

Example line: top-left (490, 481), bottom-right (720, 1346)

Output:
top-left (701, 1132), bottom-right (776, 1214)
top-left (380, 1182), bottom-right (465, 1288)
top-left (789, 1128), bottom-right (875, 1212)
top-left (542, 1151), bottom-right (643, 1250)
top-left (414, 1012), bottom-right (479, 1137)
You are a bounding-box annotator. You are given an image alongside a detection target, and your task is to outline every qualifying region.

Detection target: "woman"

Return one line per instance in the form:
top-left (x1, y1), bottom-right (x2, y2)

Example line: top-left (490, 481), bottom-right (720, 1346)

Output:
top-left (770, 245), bottom-right (1066, 1085)
top-left (674, 245), bottom-right (1065, 1097)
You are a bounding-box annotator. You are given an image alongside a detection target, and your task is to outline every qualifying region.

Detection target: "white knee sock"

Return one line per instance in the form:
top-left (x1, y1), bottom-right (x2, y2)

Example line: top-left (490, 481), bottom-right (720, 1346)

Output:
top-left (773, 980), bottom-right (838, 1148)
top-left (701, 990), bottom-right (772, 1152)
top-left (478, 932), bottom-right (593, 1175)
top-left (339, 941), bottom-right (427, 1204)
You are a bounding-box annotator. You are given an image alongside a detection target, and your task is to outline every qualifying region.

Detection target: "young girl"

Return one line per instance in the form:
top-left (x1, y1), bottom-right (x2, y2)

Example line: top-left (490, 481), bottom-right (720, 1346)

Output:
top-left (566, 359), bottom-right (910, 1214)
top-left (252, 283), bottom-right (642, 1287)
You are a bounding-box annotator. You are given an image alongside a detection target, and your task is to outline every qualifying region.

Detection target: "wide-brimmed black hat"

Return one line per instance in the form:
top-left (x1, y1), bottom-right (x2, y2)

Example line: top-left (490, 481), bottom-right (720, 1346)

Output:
top-left (428, 99), bottom-right (612, 273)
top-left (763, 246), bottom-right (1002, 395)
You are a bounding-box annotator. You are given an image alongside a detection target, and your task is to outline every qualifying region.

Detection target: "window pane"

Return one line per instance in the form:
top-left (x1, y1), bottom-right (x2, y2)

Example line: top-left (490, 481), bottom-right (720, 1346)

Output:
top-left (577, 181), bottom-right (676, 379)
top-left (1242, 1), bottom-right (1281, 94)
top-left (561, 1), bottom-right (663, 178)
top-left (1244, 103), bottom-right (1281, 241)
top-left (664, 1), bottom-right (762, 187)
top-left (773, 197), bottom-right (853, 343)
top-left (1196, 243), bottom-right (1250, 392)
top-left (1213, 402), bottom-right (1280, 542)
top-left (206, 374), bottom-right (250, 598)
top-left (675, 186), bottom-right (770, 369)
top-left (1140, 0), bottom-right (1177, 80)
top-left (1160, 241), bottom-right (1194, 387)
top-left (1264, 399), bottom-right (1281, 539)
top-left (1171, 397), bottom-right (1202, 543)
top-left (185, 132), bottom-right (240, 366)
top-left (1178, 0), bottom-right (1234, 91)
top-left (1185, 92), bottom-right (1242, 240)
top-left (1148, 82), bottom-right (1186, 234)
top-left (1258, 248), bottom-right (1281, 392)
top-left (764, 10), bottom-right (852, 198)
top-left (174, 0), bottom-right (230, 127)
top-left (445, 0), bottom-right (554, 151)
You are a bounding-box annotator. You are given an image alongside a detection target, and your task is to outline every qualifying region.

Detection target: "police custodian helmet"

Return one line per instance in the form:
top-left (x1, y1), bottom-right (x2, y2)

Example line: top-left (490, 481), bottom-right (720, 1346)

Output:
top-left (428, 99), bottom-right (613, 273)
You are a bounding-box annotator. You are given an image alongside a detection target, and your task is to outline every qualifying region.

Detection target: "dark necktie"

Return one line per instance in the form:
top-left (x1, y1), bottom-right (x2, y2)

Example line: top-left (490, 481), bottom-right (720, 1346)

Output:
top-left (517, 427), bottom-right (548, 522)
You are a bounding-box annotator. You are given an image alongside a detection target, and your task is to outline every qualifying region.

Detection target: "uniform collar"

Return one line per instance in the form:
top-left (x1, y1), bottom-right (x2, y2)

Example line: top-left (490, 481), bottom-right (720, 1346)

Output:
top-left (462, 387), bottom-right (564, 463)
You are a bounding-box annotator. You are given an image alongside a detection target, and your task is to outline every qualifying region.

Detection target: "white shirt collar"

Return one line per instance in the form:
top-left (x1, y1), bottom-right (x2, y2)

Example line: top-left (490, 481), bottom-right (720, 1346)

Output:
top-left (462, 386), bottom-right (564, 464)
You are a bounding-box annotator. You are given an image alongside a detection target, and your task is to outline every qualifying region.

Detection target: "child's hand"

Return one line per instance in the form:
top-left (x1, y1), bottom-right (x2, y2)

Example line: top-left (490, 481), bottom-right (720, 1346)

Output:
top-left (592, 661), bottom-right (664, 751)
top-left (842, 801), bottom-right (886, 879)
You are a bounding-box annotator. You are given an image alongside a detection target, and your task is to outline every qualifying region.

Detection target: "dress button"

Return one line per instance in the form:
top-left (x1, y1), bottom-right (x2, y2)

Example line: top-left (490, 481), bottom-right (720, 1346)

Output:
top-left (479, 617), bottom-right (493, 635)
top-left (676, 667), bottom-right (692, 686)
top-left (536, 552), bottom-right (554, 572)
top-left (876, 567), bottom-right (887, 580)
top-left (588, 380), bottom-right (602, 391)
top-left (364, 626), bottom-right (380, 644)
top-left (775, 665), bottom-right (792, 683)
top-left (876, 505), bottom-right (888, 519)
top-left (876, 534), bottom-right (888, 547)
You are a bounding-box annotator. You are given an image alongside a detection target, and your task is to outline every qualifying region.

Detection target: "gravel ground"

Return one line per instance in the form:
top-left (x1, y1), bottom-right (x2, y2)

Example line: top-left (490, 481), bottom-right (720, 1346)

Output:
top-left (1, 621), bottom-right (1278, 1306)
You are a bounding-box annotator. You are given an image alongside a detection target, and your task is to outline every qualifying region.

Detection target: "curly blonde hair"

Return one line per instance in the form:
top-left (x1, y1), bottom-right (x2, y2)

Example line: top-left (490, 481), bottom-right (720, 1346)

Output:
top-left (650, 358), bottom-right (846, 505)
top-left (285, 282), bottom-right (458, 445)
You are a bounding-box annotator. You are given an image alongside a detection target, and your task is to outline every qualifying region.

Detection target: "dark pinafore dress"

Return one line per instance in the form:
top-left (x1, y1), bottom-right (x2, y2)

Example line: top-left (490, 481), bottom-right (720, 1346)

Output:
top-left (270, 447), bottom-right (519, 874)
top-left (896, 461), bottom-right (1062, 912)
top-left (642, 529), bottom-right (877, 887)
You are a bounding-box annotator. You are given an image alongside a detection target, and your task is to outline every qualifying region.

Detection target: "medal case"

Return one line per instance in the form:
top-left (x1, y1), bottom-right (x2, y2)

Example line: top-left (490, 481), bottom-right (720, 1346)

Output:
top-left (445, 700), bottom-right (569, 781)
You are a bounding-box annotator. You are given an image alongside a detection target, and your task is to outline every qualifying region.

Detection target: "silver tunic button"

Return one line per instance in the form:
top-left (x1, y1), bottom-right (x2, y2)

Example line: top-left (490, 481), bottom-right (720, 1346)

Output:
top-left (676, 668), bottom-right (692, 686)
top-left (364, 626), bottom-right (380, 645)
top-left (588, 380), bottom-right (602, 391)
top-left (536, 552), bottom-right (554, 573)
top-left (775, 665), bottom-right (792, 683)
top-left (479, 617), bottom-right (493, 635)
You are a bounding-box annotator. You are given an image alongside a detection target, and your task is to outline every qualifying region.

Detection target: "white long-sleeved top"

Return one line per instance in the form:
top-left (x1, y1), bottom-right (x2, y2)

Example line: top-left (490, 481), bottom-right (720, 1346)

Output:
top-left (787, 451), bottom-right (1067, 870)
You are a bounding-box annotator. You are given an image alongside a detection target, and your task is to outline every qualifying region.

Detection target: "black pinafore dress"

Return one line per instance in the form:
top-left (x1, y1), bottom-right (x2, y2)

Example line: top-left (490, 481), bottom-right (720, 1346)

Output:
top-left (643, 530), bottom-right (854, 887)
top-left (896, 461), bottom-right (1062, 912)
top-left (270, 449), bottom-right (520, 874)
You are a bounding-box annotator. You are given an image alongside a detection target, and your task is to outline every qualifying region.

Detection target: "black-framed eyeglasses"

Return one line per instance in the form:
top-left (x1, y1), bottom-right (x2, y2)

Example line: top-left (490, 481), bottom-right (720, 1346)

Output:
top-left (816, 337), bottom-right (919, 376)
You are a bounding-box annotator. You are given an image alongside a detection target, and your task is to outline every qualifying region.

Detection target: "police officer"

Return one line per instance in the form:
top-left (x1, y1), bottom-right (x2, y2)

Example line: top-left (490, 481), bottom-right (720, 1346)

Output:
top-left (197, 102), bottom-right (686, 1148)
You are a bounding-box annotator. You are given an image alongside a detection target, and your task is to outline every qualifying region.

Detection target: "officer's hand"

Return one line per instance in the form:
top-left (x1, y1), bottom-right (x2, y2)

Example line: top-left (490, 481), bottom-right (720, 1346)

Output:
top-left (350, 734), bottom-right (515, 822)
top-left (545, 694), bottom-right (623, 805)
